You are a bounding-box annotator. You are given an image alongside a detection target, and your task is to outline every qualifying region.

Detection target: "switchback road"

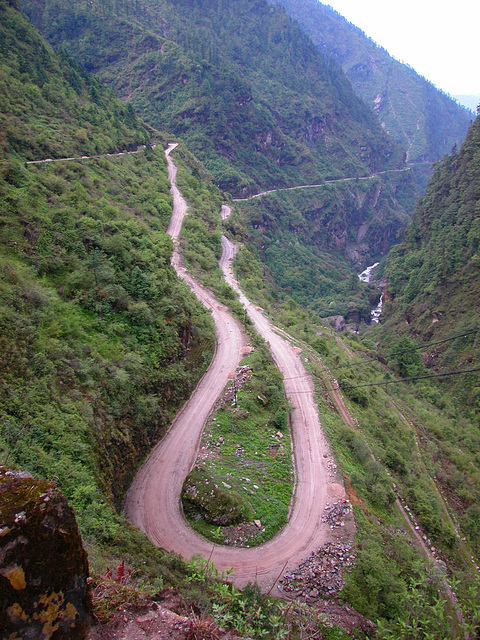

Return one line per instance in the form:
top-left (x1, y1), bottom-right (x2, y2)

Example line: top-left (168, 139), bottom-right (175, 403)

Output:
top-left (125, 147), bottom-right (345, 592)
top-left (233, 167), bottom-right (413, 201)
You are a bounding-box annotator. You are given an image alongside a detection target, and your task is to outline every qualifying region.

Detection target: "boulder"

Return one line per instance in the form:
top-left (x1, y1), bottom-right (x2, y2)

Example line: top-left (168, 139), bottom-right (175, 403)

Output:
top-left (322, 315), bottom-right (345, 332)
top-left (0, 466), bottom-right (91, 639)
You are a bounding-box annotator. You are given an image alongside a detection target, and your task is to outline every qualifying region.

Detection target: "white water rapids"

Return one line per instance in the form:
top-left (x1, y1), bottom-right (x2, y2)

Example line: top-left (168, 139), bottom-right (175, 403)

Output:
top-left (358, 262), bottom-right (383, 323)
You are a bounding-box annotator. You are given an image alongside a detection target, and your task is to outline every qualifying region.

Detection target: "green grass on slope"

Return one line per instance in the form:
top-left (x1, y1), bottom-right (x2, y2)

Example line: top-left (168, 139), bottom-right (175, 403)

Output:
top-left (225, 247), bottom-right (480, 634)
top-left (165, 145), bottom-right (293, 545)
top-left (22, 0), bottom-right (404, 196)
top-left (183, 342), bottom-right (293, 546)
top-left (381, 115), bottom-right (480, 406)
top-left (0, 150), bottom-right (215, 538)
top-left (0, 1), bottom-right (149, 160)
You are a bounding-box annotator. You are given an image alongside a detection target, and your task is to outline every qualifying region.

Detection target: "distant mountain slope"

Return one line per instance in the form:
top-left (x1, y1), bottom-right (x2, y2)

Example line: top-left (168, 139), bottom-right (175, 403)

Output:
top-left (271, 0), bottom-right (472, 169)
top-left (0, 1), bottom-right (148, 160)
top-left (22, 0), bottom-right (406, 197)
top-left (380, 113), bottom-right (480, 403)
top-left (0, 0), bottom-right (214, 539)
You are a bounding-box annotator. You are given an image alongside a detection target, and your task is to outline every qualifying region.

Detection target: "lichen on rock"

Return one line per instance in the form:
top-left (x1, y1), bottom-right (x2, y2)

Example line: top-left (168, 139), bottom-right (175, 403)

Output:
top-left (0, 466), bottom-right (91, 639)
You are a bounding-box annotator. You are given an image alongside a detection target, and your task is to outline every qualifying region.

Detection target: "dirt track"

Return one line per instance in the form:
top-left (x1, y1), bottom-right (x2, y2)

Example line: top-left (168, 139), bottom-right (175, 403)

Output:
top-left (124, 147), bottom-right (346, 592)
top-left (232, 167), bottom-right (412, 201)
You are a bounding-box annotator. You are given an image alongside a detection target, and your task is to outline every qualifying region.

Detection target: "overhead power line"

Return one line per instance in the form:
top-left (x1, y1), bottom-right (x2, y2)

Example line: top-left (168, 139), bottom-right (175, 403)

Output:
top-left (282, 329), bottom-right (479, 382)
top-left (284, 366), bottom-right (480, 395)
top-left (340, 366), bottom-right (480, 390)
top-left (330, 329), bottom-right (480, 372)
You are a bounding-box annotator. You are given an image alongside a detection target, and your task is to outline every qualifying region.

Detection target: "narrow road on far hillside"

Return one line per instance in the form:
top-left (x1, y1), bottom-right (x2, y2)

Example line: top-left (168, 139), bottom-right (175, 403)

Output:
top-left (233, 167), bottom-right (413, 201)
top-left (125, 149), bottom-right (347, 593)
top-left (25, 144), bottom-right (155, 165)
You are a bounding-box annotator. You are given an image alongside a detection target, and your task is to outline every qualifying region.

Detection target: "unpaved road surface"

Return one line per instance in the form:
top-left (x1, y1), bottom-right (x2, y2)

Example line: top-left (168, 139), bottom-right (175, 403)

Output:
top-left (125, 148), bottom-right (344, 593)
top-left (25, 144), bottom-right (155, 165)
top-left (233, 167), bottom-right (412, 201)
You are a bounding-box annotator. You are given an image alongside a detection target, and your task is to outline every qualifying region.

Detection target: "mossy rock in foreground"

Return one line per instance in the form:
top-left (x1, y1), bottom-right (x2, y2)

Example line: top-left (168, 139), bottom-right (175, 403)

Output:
top-left (0, 466), bottom-right (91, 639)
top-left (182, 468), bottom-right (253, 526)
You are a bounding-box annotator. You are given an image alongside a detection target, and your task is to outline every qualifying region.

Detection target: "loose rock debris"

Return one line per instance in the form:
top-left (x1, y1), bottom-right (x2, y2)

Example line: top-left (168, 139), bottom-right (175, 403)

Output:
top-left (322, 499), bottom-right (351, 528)
top-left (222, 522), bottom-right (263, 546)
top-left (279, 542), bottom-right (356, 600)
top-left (209, 366), bottom-right (253, 418)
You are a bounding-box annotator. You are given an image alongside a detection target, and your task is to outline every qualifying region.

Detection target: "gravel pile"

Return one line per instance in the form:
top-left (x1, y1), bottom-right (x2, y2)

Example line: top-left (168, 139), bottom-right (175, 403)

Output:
top-left (279, 542), bottom-right (356, 600)
top-left (322, 499), bottom-right (351, 528)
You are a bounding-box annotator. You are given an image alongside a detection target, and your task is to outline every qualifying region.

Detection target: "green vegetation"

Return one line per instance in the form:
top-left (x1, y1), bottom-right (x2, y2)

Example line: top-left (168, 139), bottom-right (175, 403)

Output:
top-left (174, 146), bottom-right (225, 289)
top-left (0, 0), bottom-right (214, 590)
top-left (228, 167), bottom-right (415, 320)
top-left (183, 342), bottom-right (293, 546)
top-left (316, 333), bottom-right (480, 633)
top-left (0, 1), bottom-right (149, 160)
top-left (183, 467), bottom-right (255, 526)
top-left (381, 114), bottom-right (480, 406)
top-left (3, 0), bottom-right (480, 636)
top-left (272, 0), bottom-right (472, 176)
top-left (0, 150), bottom-right (217, 531)
top-left (23, 0), bottom-right (421, 328)
top-left (24, 0), bottom-right (405, 197)
top-left (221, 246), bottom-right (480, 632)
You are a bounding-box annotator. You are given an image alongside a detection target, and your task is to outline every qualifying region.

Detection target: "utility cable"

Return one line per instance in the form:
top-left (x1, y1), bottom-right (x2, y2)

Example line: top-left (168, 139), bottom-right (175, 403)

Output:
top-left (330, 329), bottom-right (479, 371)
top-left (340, 366), bottom-right (480, 389)
top-left (282, 329), bottom-right (479, 380)
top-left (284, 366), bottom-right (480, 393)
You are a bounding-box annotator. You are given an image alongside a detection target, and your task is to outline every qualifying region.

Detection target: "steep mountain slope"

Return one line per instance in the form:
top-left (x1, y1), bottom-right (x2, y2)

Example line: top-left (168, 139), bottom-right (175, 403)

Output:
top-left (271, 0), bottom-right (472, 172)
top-left (380, 113), bottom-right (480, 405)
top-left (229, 166), bottom-right (415, 323)
top-left (21, 0), bottom-right (419, 321)
top-left (23, 0), bottom-right (405, 197)
top-left (0, 0), bottom-right (214, 539)
top-left (0, 0), bottom-right (149, 159)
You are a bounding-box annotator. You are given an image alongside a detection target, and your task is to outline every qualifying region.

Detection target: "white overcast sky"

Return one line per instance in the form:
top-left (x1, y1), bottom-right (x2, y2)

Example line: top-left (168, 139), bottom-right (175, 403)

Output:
top-left (324, 1), bottom-right (479, 96)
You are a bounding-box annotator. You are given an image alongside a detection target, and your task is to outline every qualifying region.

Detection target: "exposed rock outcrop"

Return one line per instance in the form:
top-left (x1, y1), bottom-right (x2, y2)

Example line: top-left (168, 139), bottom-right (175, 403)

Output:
top-left (0, 466), bottom-right (91, 639)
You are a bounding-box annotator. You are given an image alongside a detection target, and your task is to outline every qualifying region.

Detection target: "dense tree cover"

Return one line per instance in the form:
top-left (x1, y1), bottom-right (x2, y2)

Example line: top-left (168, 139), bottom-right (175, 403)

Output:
top-left (227, 168), bottom-right (415, 321)
top-left (0, 1), bottom-right (149, 160)
top-left (21, 0), bottom-right (422, 327)
top-left (381, 114), bottom-right (480, 406)
top-left (271, 0), bottom-right (472, 176)
top-left (0, 1), bottom-right (214, 542)
top-left (22, 0), bottom-right (405, 197)
top-left (0, 154), bottom-right (216, 528)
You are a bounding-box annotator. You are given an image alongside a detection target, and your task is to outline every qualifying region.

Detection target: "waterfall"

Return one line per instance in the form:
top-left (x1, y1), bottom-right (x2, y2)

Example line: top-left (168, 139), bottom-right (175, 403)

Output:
top-left (358, 262), bottom-right (383, 323)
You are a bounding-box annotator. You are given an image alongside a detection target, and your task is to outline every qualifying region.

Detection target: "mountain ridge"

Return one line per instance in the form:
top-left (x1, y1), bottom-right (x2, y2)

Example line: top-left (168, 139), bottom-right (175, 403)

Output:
top-left (270, 0), bottom-right (472, 186)
top-left (22, 0), bottom-right (406, 197)
top-left (380, 112), bottom-right (480, 406)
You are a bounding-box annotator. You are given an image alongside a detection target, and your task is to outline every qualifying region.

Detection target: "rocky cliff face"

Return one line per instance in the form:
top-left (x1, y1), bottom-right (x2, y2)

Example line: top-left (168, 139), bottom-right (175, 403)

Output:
top-left (0, 466), bottom-right (91, 639)
top-left (271, 0), bottom-right (472, 170)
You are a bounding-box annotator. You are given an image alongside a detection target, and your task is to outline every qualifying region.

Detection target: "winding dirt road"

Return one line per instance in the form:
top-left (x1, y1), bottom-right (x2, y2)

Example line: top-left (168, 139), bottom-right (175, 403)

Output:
top-left (25, 144), bottom-right (155, 165)
top-left (125, 148), bottom-right (345, 592)
top-left (233, 167), bottom-right (412, 201)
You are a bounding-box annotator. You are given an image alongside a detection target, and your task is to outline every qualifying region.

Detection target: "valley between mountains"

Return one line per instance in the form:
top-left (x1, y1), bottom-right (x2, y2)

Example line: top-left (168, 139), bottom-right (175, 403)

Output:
top-left (125, 144), bottom-right (350, 591)
top-left (2, 1), bottom-right (479, 637)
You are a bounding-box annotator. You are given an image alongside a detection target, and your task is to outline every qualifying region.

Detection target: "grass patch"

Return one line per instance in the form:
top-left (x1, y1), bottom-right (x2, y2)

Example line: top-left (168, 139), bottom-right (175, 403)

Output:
top-left (182, 347), bottom-right (293, 547)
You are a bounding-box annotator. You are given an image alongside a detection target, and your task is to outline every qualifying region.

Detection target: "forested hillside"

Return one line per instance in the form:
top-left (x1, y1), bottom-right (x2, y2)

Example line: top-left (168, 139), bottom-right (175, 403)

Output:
top-left (228, 167), bottom-right (415, 323)
top-left (0, 0), bottom-right (148, 159)
top-left (2, 2), bottom-right (480, 637)
top-left (0, 0), bottom-right (214, 540)
top-left (380, 114), bottom-right (480, 406)
top-left (21, 0), bottom-right (421, 321)
top-left (23, 0), bottom-right (404, 197)
top-left (271, 0), bottom-right (472, 177)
